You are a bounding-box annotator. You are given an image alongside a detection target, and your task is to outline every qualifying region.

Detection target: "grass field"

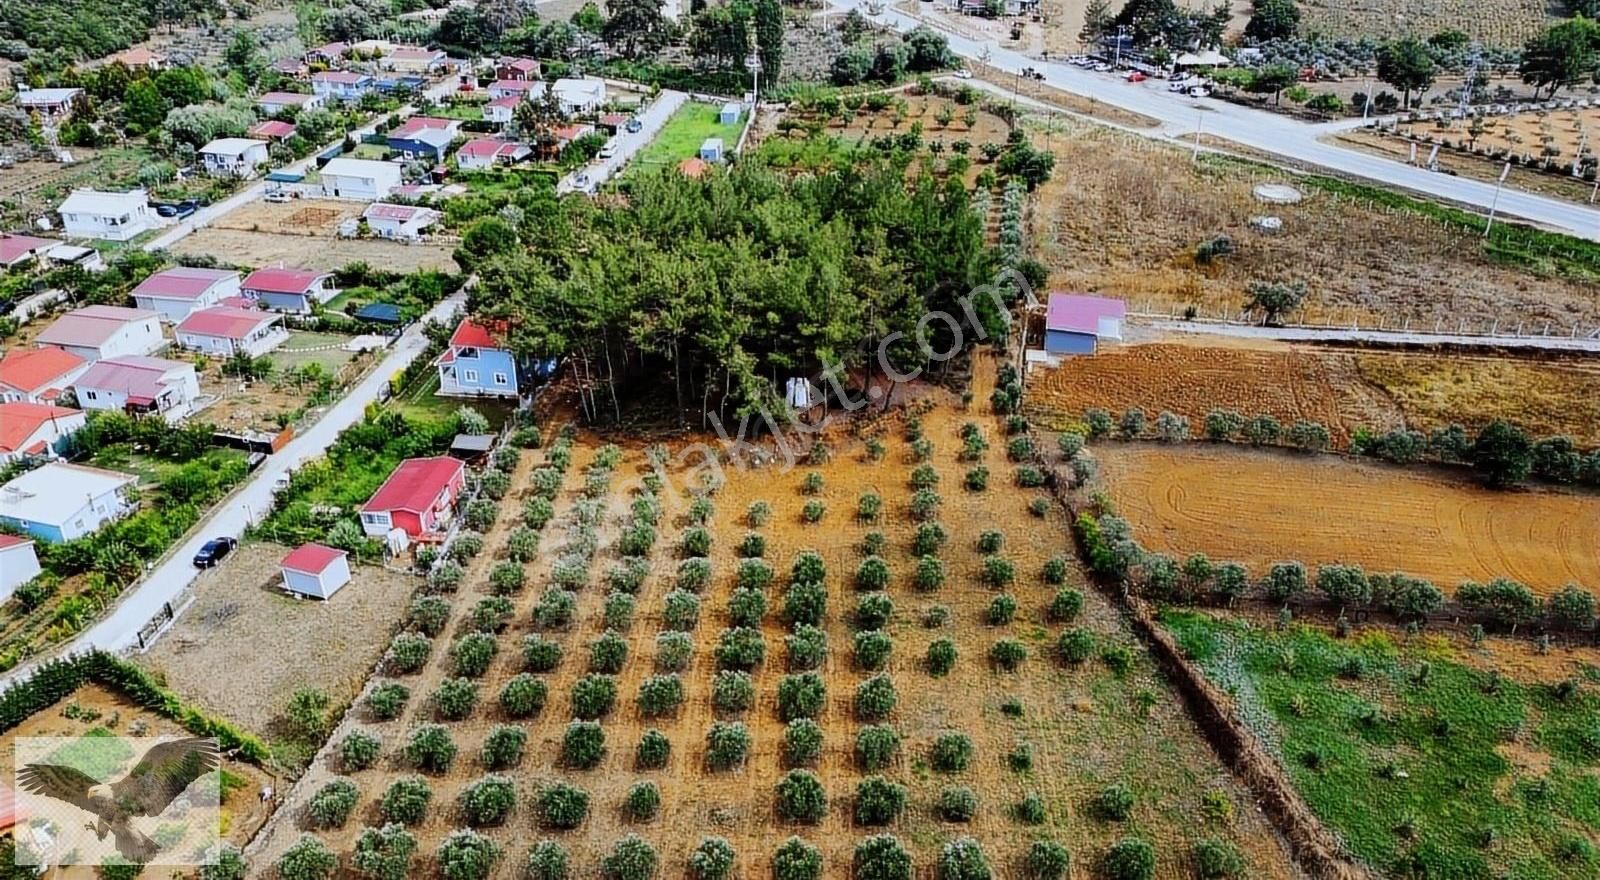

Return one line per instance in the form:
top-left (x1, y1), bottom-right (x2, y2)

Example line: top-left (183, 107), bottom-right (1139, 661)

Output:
top-left (87, 447), bottom-right (247, 489)
top-left (629, 102), bottom-right (744, 177)
top-left (269, 330), bottom-right (358, 374)
top-left (1162, 610), bottom-right (1600, 880)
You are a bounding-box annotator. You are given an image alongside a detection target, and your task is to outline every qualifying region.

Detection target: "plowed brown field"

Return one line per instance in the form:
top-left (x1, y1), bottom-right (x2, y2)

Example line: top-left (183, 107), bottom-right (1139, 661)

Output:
top-left (1100, 444), bottom-right (1600, 593)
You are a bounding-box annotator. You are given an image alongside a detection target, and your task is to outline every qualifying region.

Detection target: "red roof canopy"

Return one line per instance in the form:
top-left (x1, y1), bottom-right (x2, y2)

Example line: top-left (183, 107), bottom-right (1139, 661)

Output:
top-left (243, 268), bottom-right (328, 295)
top-left (281, 542), bottom-right (347, 574)
top-left (130, 267), bottom-right (235, 301)
top-left (449, 318), bottom-right (506, 349)
top-left (362, 457), bottom-right (464, 515)
top-left (0, 534), bottom-right (34, 551)
top-left (177, 306), bottom-right (279, 339)
top-left (0, 347), bottom-right (84, 394)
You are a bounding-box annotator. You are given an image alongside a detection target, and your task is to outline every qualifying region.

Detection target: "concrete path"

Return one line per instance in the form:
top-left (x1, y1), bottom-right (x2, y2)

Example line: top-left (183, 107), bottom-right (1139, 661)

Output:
top-left (839, 0), bottom-right (1600, 240)
top-left (558, 89), bottom-right (688, 194)
top-left (0, 292), bottom-right (466, 689)
top-left (1139, 317), bottom-right (1600, 353)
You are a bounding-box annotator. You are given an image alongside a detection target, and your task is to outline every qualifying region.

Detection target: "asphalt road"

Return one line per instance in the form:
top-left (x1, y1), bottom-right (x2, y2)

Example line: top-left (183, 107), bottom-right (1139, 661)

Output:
top-left (842, 0), bottom-right (1600, 240)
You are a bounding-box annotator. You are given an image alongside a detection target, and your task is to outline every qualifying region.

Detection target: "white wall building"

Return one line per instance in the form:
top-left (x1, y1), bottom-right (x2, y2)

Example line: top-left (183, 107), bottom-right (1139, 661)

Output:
top-left (199, 138), bottom-right (271, 178)
top-left (552, 77), bottom-right (606, 114)
top-left (71, 356), bottom-right (201, 423)
top-left (0, 535), bottom-right (41, 603)
top-left (0, 462), bottom-right (137, 543)
top-left (129, 267), bottom-right (241, 323)
top-left (57, 189), bottom-right (155, 242)
top-left (363, 202), bottom-right (442, 240)
top-left (175, 306), bottom-right (288, 357)
top-left (280, 543), bottom-right (353, 599)
top-left (36, 305), bottom-right (164, 362)
top-left (319, 158), bottom-right (404, 201)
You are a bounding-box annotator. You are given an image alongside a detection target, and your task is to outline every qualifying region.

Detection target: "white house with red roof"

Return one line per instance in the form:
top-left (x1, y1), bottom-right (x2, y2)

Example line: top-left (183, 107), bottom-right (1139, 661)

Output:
top-left (0, 348), bottom-right (87, 403)
top-left (434, 317), bottom-right (521, 398)
top-left (72, 356), bottom-right (200, 423)
top-left (312, 70), bottom-right (375, 102)
top-left (0, 233), bottom-right (60, 271)
top-left (280, 542), bottom-right (352, 599)
top-left (360, 456), bottom-right (467, 538)
top-left (0, 534), bottom-right (41, 601)
top-left (495, 57), bottom-right (541, 81)
top-left (258, 91), bottom-right (323, 115)
top-left (455, 138), bottom-right (531, 171)
top-left (0, 402), bottom-right (85, 463)
top-left (483, 96), bottom-right (523, 126)
top-left (249, 120), bottom-right (298, 141)
top-left (241, 267), bottom-right (336, 313)
top-left (176, 306), bottom-right (288, 357)
top-left (130, 267), bottom-right (241, 322)
top-left (1043, 293), bottom-right (1127, 356)
top-left (36, 305), bottom-right (164, 362)
top-left (487, 79), bottom-right (546, 101)
top-left (363, 203), bottom-right (442, 241)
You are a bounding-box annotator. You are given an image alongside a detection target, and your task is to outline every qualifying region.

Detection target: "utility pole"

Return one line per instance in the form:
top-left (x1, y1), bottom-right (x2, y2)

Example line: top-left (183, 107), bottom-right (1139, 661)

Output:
top-left (1483, 161), bottom-right (1510, 236)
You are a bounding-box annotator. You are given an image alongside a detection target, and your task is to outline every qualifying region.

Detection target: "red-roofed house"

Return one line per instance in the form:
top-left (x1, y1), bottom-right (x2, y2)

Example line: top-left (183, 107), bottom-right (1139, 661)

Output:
top-left (360, 456), bottom-right (467, 538)
top-left (72, 355), bottom-right (200, 422)
top-left (487, 79), bottom-right (546, 101)
top-left (109, 47), bottom-right (167, 71)
top-left (384, 45), bottom-right (450, 74)
top-left (175, 306), bottom-right (288, 357)
top-left (0, 347), bottom-right (87, 403)
top-left (250, 119), bottom-right (298, 141)
top-left (1043, 293), bottom-right (1126, 356)
top-left (36, 305), bottom-right (163, 362)
top-left (306, 41), bottom-right (350, 63)
top-left (0, 402), bottom-right (85, 463)
top-left (495, 57), bottom-right (541, 81)
top-left (483, 96), bottom-right (523, 126)
top-left (434, 317), bottom-right (523, 398)
top-left (363, 202), bottom-right (443, 240)
top-left (552, 123), bottom-right (594, 145)
top-left (0, 536), bottom-right (41, 601)
top-left (455, 137), bottom-right (531, 171)
top-left (258, 91), bottom-right (323, 115)
top-left (0, 233), bottom-right (60, 271)
top-left (312, 70), bottom-right (374, 102)
top-left (272, 56), bottom-right (310, 78)
top-left (241, 268), bottom-right (336, 313)
top-left (280, 542), bottom-right (352, 598)
top-left (130, 267), bottom-right (241, 322)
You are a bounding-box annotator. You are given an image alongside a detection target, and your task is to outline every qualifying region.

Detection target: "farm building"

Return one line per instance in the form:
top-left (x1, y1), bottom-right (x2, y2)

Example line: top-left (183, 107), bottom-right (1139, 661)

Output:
top-left (312, 71), bottom-right (375, 102)
top-left (487, 79), bottom-right (545, 101)
top-left (455, 137), bottom-right (530, 170)
top-left (175, 306), bottom-right (288, 357)
top-left (56, 189), bottom-right (154, 242)
top-left (720, 102), bottom-right (742, 125)
top-left (0, 535), bottom-right (40, 603)
top-left (249, 120), bottom-right (297, 141)
top-left (258, 91), bottom-right (322, 115)
top-left (363, 203), bottom-right (442, 240)
top-left (700, 138), bottom-right (724, 162)
top-left (359, 456), bottom-right (467, 539)
top-left (15, 87), bottom-right (81, 117)
top-left (130, 267), bottom-right (241, 322)
top-left (495, 57), bottom-right (541, 80)
top-left (434, 317), bottom-right (523, 398)
top-left (0, 347), bottom-right (87, 403)
top-left (1043, 293), bottom-right (1127, 355)
top-left (242, 268), bottom-right (336, 313)
top-left (0, 402), bottom-right (85, 464)
top-left (387, 116), bottom-right (460, 162)
top-left (552, 77), bottom-right (605, 113)
top-left (318, 157), bottom-right (403, 201)
top-left (0, 233), bottom-right (60, 271)
top-left (0, 462), bottom-right (137, 542)
top-left (72, 355), bottom-right (200, 422)
top-left (280, 543), bottom-right (353, 599)
top-left (37, 305), bottom-right (164, 362)
top-left (199, 138), bottom-right (270, 178)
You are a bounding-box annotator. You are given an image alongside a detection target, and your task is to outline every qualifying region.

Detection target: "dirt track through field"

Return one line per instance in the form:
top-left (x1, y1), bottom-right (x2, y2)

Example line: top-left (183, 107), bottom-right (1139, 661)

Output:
top-left (1100, 444), bottom-right (1600, 593)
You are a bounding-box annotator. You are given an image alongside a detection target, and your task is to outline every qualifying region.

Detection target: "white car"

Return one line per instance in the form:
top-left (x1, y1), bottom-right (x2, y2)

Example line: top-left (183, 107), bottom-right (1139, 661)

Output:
top-left (598, 142), bottom-right (618, 159)
top-left (953, 69), bottom-right (973, 79)
top-left (1188, 87), bottom-right (1211, 99)
top-left (264, 190), bottom-right (293, 203)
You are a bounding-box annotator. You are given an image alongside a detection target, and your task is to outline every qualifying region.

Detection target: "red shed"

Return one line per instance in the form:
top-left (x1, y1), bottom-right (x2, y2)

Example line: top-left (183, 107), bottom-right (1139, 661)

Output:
top-left (359, 456), bottom-right (467, 538)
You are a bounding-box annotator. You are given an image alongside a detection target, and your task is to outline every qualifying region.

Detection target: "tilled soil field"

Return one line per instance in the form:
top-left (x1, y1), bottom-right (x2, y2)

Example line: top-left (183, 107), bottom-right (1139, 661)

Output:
top-left (1099, 443), bottom-right (1600, 593)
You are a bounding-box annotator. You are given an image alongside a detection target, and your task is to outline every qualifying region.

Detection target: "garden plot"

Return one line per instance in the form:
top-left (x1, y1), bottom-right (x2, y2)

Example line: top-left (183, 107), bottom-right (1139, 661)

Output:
top-left (247, 356), bottom-right (1300, 880)
top-left (1099, 443), bottom-right (1600, 593)
top-left (1031, 117), bottom-right (1600, 328)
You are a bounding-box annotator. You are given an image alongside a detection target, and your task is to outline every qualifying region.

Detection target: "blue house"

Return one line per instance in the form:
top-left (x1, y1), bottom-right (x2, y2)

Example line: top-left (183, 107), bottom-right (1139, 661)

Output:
top-left (387, 116), bottom-right (460, 162)
top-left (0, 462), bottom-right (136, 543)
top-left (435, 318), bottom-right (523, 398)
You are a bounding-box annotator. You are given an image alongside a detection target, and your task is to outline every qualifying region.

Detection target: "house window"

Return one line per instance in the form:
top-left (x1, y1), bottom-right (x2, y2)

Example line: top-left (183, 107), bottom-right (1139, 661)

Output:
top-left (463, 369), bottom-right (479, 383)
top-left (458, 347), bottom-right (478, 358)
top-left (85, 390), bottom-right (97, 400)
top-left (493, 372), bottom-right (508, 386)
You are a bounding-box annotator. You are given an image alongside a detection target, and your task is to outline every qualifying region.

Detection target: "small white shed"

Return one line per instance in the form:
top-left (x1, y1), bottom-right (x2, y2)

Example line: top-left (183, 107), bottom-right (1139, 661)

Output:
top-left (719, 102), bottom-right (741, 125)
top-left (280, 542), bottom-right (352, 599)
top-left (699, 137), bottom-right (724, 162)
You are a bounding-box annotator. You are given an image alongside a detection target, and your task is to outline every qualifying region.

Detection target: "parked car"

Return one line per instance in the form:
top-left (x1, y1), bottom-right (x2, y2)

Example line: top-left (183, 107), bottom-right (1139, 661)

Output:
top-left (1093, 62), bottom-right (1113, 73)
top-left (193, 537), bottom-right (237, 568)
top-left (1188, 87), bottom-right (1211, 98)
top-left (624, 118), bottom-right (643, 133)
top-left (598, 142), bottom-right (617, 159)
top-left (953, 69), bottom-right (973, 79)
top-left (264, 190), bottom-right (293, 203)
top-left (575, 172), bottom-right (591, 186)
top-left (1125, 70), bottom-right (1147, 82)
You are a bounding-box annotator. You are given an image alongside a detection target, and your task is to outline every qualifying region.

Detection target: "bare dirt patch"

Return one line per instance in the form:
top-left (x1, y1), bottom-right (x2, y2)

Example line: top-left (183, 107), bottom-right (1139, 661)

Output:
top-left (143, 541), bottom-right (418, 735)
top-left (1099, 443), bottom-right (1600, 593)
top-left (174, 198), bottom-right (458, 273)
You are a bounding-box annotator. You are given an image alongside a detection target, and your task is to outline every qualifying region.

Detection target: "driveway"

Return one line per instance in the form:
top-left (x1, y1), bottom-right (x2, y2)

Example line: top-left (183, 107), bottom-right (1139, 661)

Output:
top-left (838, 0), bottom-right (1600, 240)
top-left (557, 89), bottom-right (688, 194)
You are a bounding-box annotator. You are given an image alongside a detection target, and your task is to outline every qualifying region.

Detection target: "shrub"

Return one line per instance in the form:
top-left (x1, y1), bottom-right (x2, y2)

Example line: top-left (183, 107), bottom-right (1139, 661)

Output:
top-left (656, 631), bottom-right (694, 671)
top-left (451, 633), bottom-right (497, 678)
top-left (939, 785), bottom-right (978, 822)
top-left (911, 488), bottom-right (941, 520)
top-left (307, 778), bottom-right (359, 828)
top-left (861, 531), bottom-right (887, 556)
top-left (1058, 628), bottom-right (1094, 664)
top-left (777, 672), bottom-right (826, 721)
top-left (524, 841), bottom-right (568, 880)
top-left (801, 471), bottom-right (824, 494)
top-left (712, 670), bottom-right (756, 714)
top-left (926, 638), bottom-right (958, 676)
top-left (489, 562), bottom-right (525, 595)
top-left (773, 837), bottom-right (822, 880)
top-left (537, 782), bottom-right (590, 829)
top-left (603, 591), bottom-right (636, 631)
top-left (1015, 792), bottom-right (1046, 824)
top-left (706, 721), bottom-right (751, 769)
top-left (608, 557), bottom-right (650, 593)
top-left (522, 634), bottom-right (564, 672)
top-left (1041, 553), bottom-right (1070, 584)
top-left (381, 776), bottom-right (432, 825)
top-left (849, 722), bottom-right (899, 770)
top-left (1015, 465), bottom-right (1047, 487)
top-left (912, 522), bottom-right (947, 555)
top-left (728, 586), bottom-right (768, 627)
top-left (1193, 839), bottom-right (1244, 880)
top-left (1007, 435), bottom-right (1035, 461)
top-left (471, 596), bottom-right (515, 633)
top-left (747, 500), bottom-right (772, 526)
top-left (663, 589), bottom-right (701, 631)
top-left (1100, 838), bottom-right (1155, 880)
top-left (589, 630), bottom-right (628, 674)
top-left (964, 467), bottom-right (989, 491)
top-left (682, 526), bottom-right (712, 557)
top-left (853, 834), bottom-right (911, 880)
top-left (1022, 841), bottom-right (1070, 880)
top-left (524, 496), bottom-right (555, 529)
top-left (450, 531), bottom-right (484, 562)
top-left (624, 781), bottom-right (661, 821)
top-left (481, 724), bottom-right (527, 770)
top-left (617, 522), bottom-right (656, 557)
top-left (1048, 587), bottom-right (1082, 621)
top-left (535, 589), bottom-right (578, 629)
top-left (636, 729), bottom-right (671, 769)
top-left (854, 630), bottom-right (893, 670)
top-left (911, 464), bottom-right (940, 489)
top-left (340, 730), bottom-right (381, 771)
top-left (856, 593), bottom-right (894, 630)
top-left (981, 556), bottom-right (1015, 587)
top-left (1101, 645), bottom-right (1132, 676)
top-left (278, 834), bottom-right (337, 880)
top-left (854, 776), bottom-right (907, 825)
top-left (387, 633), bottom-right (432, 674)
top-left (802, 500), bottom-right (827, 523)
top-left (931, 732), bottom-right (973, 772)
top-left (736, 559), bottom-right (775, 593)
top-left (858, 492), bottom-right (883, 522)
top-left (715, 626), bottom-right (766, 670)
top-left (434, 678), bottom-right (479, 721)
top-left (785, 582), bottom-right (827, 627)
top-left (688, 496), bottom-right (715, 524)
top-left (688, 837), bottom-right (735, 880)
top-left (986, 594), bottom-right (1017, 625)
top-left (496, 675), bottom-right (546, 720)
top-left (638, 674), bottom-right (684, 717)
top-left (409, 596), bottom-right (450, 636)
top-left (938, 837), bottom-right (990, 880)
top-left (792, 550), bottom-right (826, 583)
top-left (406, 723), bottom-right (457, 772)
top-left (351, 823), bottom-right (416, 880)
top-left (776, 769), bottom-right (827, 823)
top-left (977, 530), bottom-right (1004, 553)
top-left (460, 775), bottom-right (516, 826)
top-left (562, 721), bottom-right (605, 769)
top-left (437, 828), bottom-right (500, 880)
top-left (777, 712), bottom-right (823, 765)
top-left (572, 674), bottom-right (618, 719)
top-left (677, 557), bottom-right (713, 591)
top-left (990, 639), bottom-right (1026, 670)
top-left (1097, 782), bottom-right (1135, 821)
top-left (855, 673), bottom-right (897, 720)
top-left (914, 555), bottom-right (946, 591)
top-left (1030, 498), bottom-right (1051, 518)
top-left (367, 683), bottom-right (409, 720)
top-left (429, 559), bottom-right (465, 592)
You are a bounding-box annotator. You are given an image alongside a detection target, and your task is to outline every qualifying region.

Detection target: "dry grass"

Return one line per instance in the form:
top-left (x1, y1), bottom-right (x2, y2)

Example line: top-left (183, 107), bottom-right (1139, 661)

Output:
top-left (1355, 352), bottom-right (1600, 447)
top-left (1294, 0), bottom-right (1547, 45)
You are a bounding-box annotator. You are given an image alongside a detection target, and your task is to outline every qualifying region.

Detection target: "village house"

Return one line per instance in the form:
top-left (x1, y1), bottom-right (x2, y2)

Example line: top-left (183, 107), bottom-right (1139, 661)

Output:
top-left (359, 456), bottom-right (467, 539)
top-left (483, 96), bottom-right (523, 126)
top-left (280, 543), bottom-right (353, 599)
top-left (363, 203), bottom-right (443, 240)
top-left (241, 267), bottom-right (336, 313)
top-left (383, 46), bottom-right (450, 74)
top-left (37, 305), bottom-right (164, 362)
top-left (45, 243), bottom-right (104, 272)
top-left (175, 306), bottom-right (288, 357)
top-left (552, 123), bottom-right (596, 149)
top-left (552, 77), bottom-right (606, 114)
top-left (15, 87), bottom-right (82, 118)
top-left (434, 317), bottom-right (522, 398)
top-left (0, 402), bottom-right (85, 464)
top-left (0, 348), bottom-right (87, 403)
top-left (306, 41), bottom-right (350, 64)
top-left (271, 57), bottom-right (310, 78)
top-left (1043, 292), bottom-right (1127, 356)
top-left (0, 234), bottom-right (60, 272)
top-left (312, 71), bottom-right (375, 103)
top-left (318, 157), bottom-right (403, 201)
top-left (57, 189), bottom-right (155, 242)
top-left (199, 138), bottom-right (271, 178)
top-left (108, 47), bottom-right (166, 70)
top-left (0, 462), bottom-right (137, 542)
top-left (487, 79), bottom-right (545, 102)
top-left (0, 535), bottom-right (41, 603)
top-left (454, 137), bottom-right (530, 171)
top-left (130, 267), bottom-right (242, 323)
top-left (71, 355), bottom-right (200, 423)
top-left (249, 120), bottom-right (298, 142)
top-left (257, 91), bottom-right (323, 115)
top-left (386, 116), bottom-right (461, 162)
top-left (495, 57), bottom-right (541, 81)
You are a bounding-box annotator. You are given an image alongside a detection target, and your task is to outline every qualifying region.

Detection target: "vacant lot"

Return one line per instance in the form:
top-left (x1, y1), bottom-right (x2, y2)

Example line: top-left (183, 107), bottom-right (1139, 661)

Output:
top-left (143, 541), bottom-right (417, 736)
top-left (1163, 610), bottom-right (1600, 880)
top-left (1295, 0), bottom-right (1547, 45)
top-left (176, 198), bottom-right (458, 272)
top-left (1031, 118), bottom-right (1600, 328)
top-left (1357, 352), bottom-right (1600, 447)
top-left (269, 330), bottom-right (361, 374)
top-left (630, 102), bottom-right (745, 176)
top-left (1100, 443), bottom-right (1600, 592)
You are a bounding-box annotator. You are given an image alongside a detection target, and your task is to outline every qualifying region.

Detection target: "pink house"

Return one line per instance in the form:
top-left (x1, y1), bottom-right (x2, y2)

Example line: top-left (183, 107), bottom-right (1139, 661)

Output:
top-left (360, 456), bottom-right (467, 538)
top-left (1043, 293), bottom-right (1126, 355)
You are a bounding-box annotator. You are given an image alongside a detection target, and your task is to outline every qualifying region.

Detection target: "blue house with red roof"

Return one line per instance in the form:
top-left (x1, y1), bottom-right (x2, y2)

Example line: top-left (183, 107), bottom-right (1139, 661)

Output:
top-left (434, 318), bottom-right (521, 398)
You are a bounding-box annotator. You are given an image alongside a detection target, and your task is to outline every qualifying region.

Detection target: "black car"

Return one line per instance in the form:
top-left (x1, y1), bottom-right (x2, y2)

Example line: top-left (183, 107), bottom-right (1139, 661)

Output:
top-left (193, 537), bottom-right (237, 568)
